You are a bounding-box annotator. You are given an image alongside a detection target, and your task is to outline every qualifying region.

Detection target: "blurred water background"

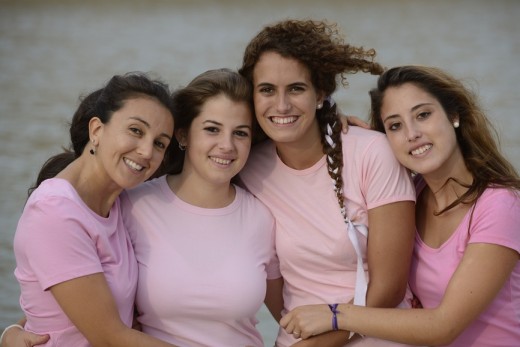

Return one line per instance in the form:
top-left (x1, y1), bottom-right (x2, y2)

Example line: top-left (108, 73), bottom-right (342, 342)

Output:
top-left (1, 0), bottom-right (519, 345)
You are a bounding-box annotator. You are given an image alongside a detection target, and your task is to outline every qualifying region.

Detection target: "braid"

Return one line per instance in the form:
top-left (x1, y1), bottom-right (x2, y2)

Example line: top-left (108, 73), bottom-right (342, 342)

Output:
top-left (318, 99), bottom-right (347, 221)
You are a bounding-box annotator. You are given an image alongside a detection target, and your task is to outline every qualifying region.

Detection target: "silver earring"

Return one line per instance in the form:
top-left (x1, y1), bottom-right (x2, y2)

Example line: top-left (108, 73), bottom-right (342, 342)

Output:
top-left (317, 103), bottom-right (323, 109)
top-left (178, 143), bottom-right (186, 151)
top-left (453, 121), bottom-right (460, 128)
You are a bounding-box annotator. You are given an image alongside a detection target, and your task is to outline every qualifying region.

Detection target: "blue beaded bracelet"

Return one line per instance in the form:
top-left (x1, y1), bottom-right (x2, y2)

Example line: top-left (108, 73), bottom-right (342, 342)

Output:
top-left (328, 303), bottom-right (340, 331)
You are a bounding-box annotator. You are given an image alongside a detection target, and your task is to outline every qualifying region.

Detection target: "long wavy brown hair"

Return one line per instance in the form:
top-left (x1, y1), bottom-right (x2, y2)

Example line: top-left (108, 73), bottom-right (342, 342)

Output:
top-left (369, 65), bottom-right (520, 214)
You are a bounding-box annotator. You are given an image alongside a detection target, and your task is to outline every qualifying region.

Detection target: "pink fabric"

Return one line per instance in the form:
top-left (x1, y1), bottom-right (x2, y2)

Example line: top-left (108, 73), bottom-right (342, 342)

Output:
top-left (121, 176), bottom-right (279, 347)
top-left (240, 127), bottom-right (416, 347)
top-left (14, 178), bottom-right (137, 347)
top-left (410, 179), bottom-right (520, 347)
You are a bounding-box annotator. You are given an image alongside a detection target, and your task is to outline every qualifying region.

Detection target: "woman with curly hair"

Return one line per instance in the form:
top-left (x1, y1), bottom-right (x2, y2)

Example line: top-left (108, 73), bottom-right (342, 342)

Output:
top-left (238, 19), bottom-right (416, 346)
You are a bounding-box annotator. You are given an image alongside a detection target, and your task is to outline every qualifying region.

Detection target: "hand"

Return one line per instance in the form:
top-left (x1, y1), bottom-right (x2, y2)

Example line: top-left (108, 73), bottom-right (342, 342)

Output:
top-left (337, 108), bottom-right (370, 134)
top-left (280, 304), bottom-right (332, 340)
top-left (1, 327), bottom-right (49, 347)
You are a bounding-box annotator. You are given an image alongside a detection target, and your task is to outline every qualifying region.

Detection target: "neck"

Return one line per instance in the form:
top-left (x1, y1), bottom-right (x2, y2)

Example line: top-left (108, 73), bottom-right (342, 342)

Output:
top-left (58, 156), bottom-right (122, 217)
top-left (274, 124), bottom-right (324, 170)
top-left (167, 173), bottom-right (235, 209)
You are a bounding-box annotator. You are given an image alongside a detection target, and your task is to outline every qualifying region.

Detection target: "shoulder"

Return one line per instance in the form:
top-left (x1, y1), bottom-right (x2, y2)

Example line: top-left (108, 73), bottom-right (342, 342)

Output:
top-left (476, 187), bottom-right (520, 213)
top-left (122, 175), bottom-right (167, 204)
top-left (25, 178), bottom-right (87, 217)
top-left (235, 185), bottom-right (272, 216)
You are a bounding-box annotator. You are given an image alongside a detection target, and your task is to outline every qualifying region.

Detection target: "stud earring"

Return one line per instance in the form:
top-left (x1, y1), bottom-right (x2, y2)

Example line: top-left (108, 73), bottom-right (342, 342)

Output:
top-left (317, 103), bottom-right (323, 110)
top-left (178, 143), bottom-right (186, 151)
top-left (89, 141), bottom-right (96, 155)
top-left (453, 121), bottom-right (460, 128)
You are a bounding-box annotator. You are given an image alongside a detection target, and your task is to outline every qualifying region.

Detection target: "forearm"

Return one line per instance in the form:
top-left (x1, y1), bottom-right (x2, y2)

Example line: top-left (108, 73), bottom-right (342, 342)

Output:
top-left (339, 304), bottom-right (454, 346)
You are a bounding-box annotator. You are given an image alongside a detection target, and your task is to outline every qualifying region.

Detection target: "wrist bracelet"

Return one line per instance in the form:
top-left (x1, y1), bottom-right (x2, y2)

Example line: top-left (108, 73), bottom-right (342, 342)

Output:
top-left (0, 324), bottom-right (24, 344)
top-left (328, 303), bottom-right (340, 331)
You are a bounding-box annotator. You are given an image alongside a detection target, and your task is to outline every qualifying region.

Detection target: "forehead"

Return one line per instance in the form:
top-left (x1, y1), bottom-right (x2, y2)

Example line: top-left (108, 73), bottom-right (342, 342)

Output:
top-left (382, 83), bottom-right (437, 109)
top-left (253, 51), bottom-right (311, 83)
top-left (195, 94), bottom-right (252, 124)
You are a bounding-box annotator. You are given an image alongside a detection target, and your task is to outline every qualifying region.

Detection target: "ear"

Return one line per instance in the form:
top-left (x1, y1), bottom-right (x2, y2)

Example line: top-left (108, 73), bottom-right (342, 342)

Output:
top-left (89, 117), bottom-right (104, 145)
top-left (175, 128), bottom-right (188, 147)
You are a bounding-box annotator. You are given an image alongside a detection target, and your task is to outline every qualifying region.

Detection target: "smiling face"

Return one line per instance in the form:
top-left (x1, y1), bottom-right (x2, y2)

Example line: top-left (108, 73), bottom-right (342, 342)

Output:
top-left (252, 51), bottom-right (323, 147)
top-left (380, 83), bottom-right (462, 178)
top-left (92, 96), bottom-right (173, 190)
top-left (178, 94), bottom-right (252, 188)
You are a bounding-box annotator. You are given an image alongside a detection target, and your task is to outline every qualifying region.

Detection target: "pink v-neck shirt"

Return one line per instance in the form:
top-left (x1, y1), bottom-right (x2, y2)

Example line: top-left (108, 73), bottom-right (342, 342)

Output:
top-left (120, 176), bottom-right (280, 347)
top-left (14, 178), bottom-right (138, 346)
top-left (240, 127), bottom-right (416, 346)
top-left (411, 179), bottom-right (520, 346)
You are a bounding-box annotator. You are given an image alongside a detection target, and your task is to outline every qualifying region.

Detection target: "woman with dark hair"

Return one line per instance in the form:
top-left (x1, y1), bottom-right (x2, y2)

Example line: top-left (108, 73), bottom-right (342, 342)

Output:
top-left (238, 20), bottom-right (416, 346)
top-left (280, 66), bottom-right (520, 346)
top-left (5, 72), bottom-right (179, 346)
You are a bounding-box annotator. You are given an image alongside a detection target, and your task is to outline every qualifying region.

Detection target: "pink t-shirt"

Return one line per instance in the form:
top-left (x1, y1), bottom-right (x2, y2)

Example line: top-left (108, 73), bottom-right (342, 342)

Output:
top-left (14, 178), bottom-right (138, 347)
top-left (240, 127), bottom-right (416, 347)
top-left (120, 176), bottom-right (280, 347)
top-left (410, 179), bottom-right (520, 346)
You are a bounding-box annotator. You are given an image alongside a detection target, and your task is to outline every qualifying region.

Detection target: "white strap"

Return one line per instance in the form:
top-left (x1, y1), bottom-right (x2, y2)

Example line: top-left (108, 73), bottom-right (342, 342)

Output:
top-left (346, 219), bottom-right (368, 306)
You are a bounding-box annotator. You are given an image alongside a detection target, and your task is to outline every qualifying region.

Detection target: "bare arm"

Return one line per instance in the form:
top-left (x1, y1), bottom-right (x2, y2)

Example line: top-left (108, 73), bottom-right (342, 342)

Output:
top-left (282, 243), bottom-right (518, 345)
top-left (49, 273), bottom-right (178, 347)
top-left (264, 277), bottom-right (284, 323)
top-left (365, 201), bottom-right (415, 307)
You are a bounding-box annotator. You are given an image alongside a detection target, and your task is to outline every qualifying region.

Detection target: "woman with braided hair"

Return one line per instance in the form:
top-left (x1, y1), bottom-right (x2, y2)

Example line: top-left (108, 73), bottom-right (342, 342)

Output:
top-left (238, 19), bottom-right (416, 346)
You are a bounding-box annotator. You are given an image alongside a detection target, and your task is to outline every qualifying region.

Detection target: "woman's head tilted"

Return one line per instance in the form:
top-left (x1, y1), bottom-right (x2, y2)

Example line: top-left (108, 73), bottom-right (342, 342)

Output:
top-left (30, 72), bottom-right (175, 195)
top-left (160, 68), bottom-right (254, 178)
top-left (369, 65), bottom-right (519, 209)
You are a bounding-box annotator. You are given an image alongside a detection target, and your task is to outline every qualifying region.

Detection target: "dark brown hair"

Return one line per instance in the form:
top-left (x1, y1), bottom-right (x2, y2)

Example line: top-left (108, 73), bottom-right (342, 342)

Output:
top-left (369, 65), bottom-right (520, 213)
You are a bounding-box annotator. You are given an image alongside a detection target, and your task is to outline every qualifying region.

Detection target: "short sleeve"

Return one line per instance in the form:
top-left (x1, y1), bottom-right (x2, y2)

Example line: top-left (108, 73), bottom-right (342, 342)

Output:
top-left (359, 133), bottom-right (415, 209)
top-left (15, 197), bottom-right (103, 290)
top-left (469, 189), bottom-right (520, 253)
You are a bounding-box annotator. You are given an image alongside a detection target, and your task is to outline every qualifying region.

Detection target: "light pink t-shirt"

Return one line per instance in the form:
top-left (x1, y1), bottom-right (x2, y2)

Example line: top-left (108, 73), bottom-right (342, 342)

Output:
top-left (14, 178), bottom-right (138, 347)
top-left (240, 127), bottom-right (416, 347)
top-left (121, 176), bottom-right (280, 347)
top-left (410, 179), bottom-right (520, 347)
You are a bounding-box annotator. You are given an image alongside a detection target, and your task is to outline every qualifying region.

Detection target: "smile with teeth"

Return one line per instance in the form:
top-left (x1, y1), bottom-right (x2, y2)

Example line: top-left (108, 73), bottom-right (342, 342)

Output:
top-left (124, 158), bottom-right (144, 171)
top-left (411, 144), bottom-right (432, 156)
top-left (211, 157), bottom-right (232, 165)
top-left (270, 116), bottom-right (298, 125)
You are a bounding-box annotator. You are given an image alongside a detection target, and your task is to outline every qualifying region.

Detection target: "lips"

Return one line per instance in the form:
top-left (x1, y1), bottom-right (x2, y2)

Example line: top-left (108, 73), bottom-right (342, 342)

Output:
top-left (124, 157), bottom-right (144, 171)
top-left (210, 156), bottom-right (233, 165)
top-left (269, 116), bottom-right (298, 124)
top-left (410, 144), bottom-right (432, 156)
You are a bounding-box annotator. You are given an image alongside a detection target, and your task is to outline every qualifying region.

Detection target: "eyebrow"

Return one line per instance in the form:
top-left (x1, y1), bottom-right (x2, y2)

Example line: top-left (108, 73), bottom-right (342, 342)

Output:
top-left (130, 116), bottom-right (172, 140)
top-left (202, 119), bottom-right (252, 130)
top-left (383, 102), bottom-right (435, 124)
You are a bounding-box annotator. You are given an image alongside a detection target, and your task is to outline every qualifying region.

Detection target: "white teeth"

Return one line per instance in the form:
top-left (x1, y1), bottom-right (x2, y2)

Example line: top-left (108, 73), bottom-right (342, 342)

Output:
top-left (211, 157), bottom-right (232, 165)
top-left (270, 116), bottom-right (297, 124)
top-left (411, 144), bottom-right (432, 156)
top-left (124, 158), bottom-right (144, 171)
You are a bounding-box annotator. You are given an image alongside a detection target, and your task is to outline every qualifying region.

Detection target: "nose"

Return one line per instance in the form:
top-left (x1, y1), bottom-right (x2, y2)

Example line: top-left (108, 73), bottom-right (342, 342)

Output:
top-left (405, 124), bottom-right (421, 142)
top-left (137, 140), bottom-right (154, 159)
top-left (218, 133), bottom-right (235, 152)
top-left (275, 92), bottom-right (290, 113)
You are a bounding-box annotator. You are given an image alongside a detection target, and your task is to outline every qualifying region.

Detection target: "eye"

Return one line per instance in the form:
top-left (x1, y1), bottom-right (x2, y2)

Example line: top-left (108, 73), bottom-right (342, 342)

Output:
top-left (258, 86), bottom-right (274, 94)
top-left (289, 85), bottom-right (305, 93)
top-left (203, 126), bottom-right (219, 133)
top-left (154, 139), bottom-right (168, 150)
top-left (234, 130), bottom-right (250, 138)
top-left (386, 122), bottom-right (402, 132)
top-left (130, 127), bottom-right (143, 136)
top-left (417, 111), bottom-right (431, 119)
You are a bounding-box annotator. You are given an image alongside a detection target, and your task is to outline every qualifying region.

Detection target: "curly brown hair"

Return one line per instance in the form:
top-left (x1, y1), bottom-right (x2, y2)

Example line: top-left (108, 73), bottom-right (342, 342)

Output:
top-left (369, 65), bottom-right (520, 214)
top-left (239, 19), bottom-right (384, 221)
